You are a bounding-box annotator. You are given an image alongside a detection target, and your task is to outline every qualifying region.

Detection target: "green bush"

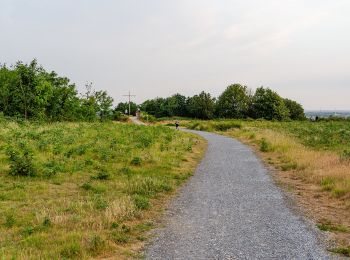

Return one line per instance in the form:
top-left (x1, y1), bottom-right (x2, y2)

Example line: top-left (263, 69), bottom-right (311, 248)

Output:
top-left (112, 111), bottom-right (129, 122)
top-left (130, 157), bottom-right (142, 166)
top-left (133, 195), bottom-right (150, 210)
top-left (6, 146), bottom-right (36, 177)
top-left (260, 138), bottom-right (272, 152)
top-left (213, 122), bottom-right (242, 131)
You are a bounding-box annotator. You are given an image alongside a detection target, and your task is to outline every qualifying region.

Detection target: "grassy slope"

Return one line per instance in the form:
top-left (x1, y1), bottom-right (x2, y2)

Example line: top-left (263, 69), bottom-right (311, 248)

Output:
top-left (183, 119), bottom-right (350, 254)
top-left (0, 121), bottom-right (205, 259)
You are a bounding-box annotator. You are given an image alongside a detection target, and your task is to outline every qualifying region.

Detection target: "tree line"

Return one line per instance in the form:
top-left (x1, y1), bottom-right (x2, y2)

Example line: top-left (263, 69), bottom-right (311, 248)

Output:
top-left (0, 60), bottom-right (114, 121)
top-left (138, 84), bottom-right (305, 120)
top-left (1, 60), bottom-right (305, 122)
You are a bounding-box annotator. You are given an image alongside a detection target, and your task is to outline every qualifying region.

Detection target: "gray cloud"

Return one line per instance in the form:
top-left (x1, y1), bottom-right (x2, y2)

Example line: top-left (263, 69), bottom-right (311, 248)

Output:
top-left (1, 0), bottom-right (349, 109)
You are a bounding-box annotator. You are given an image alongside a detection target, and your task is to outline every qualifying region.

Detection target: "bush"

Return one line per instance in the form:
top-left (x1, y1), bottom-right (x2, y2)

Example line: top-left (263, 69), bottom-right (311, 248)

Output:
top-left (140, 112), bottom-right (156, 123)
top-left (260, 138), bottom-right (272, 152)
top-left (133, 195), bottom-right (151, 210)
top-left (340, 150), bottom-right (350, 162)
top-left (112, 111), bottom-right (128, 122)
top-left (130, 157), bottom-right (142, 166)
top-left (213, 122), bottom-right (242, 131)
top-left (6, 146), bottom-right (36, 177)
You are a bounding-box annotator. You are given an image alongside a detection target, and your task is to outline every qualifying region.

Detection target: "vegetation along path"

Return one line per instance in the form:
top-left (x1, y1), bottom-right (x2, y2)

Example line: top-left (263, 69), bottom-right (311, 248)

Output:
top-left (146, 130), bottom-right (331, 259)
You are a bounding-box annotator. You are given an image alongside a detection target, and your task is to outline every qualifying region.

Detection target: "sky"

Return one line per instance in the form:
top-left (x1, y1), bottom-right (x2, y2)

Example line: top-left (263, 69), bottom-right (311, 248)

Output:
top-left (1, 0), bottom-right (349, 110)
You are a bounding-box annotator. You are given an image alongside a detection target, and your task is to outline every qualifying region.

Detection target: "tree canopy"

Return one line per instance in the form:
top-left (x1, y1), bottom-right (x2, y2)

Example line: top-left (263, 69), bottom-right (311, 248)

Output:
top-left (0, 60), bottom-right (114, 121)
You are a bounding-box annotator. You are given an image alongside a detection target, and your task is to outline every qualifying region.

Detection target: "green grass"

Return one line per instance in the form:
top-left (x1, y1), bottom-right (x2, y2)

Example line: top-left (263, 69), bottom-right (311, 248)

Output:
top-left (317, 219), bottom-right (349, 232)
top-left (0, 121), bottom-right (201, 259)
top-left (185, 119), bottom-right (350, 153)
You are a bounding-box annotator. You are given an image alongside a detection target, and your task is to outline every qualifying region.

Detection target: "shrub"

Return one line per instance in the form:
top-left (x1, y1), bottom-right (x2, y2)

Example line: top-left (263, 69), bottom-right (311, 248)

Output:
top-left (93, 195), bottom-right (108, 210)
top-left (60, 242), bottom-right (82, 258)
top-left (130, 157), bottom-right (142, 166)
top-left (340, 150), bottom-right (350, 162)
top-left (260, 138), bottom-right (272, 152)
top-left (213, 122), bottom-right (242, 131)
top-left (6, 146), bottom-right (36, 177)
top-left (112, 111), bottom-right (128, 122)
top-left (128, 177), bottom-right (172, 196)
top-left (5, 214), bottom-right (15, 228)
top-left (133, 195), bottom-right (151, 210)
top-left (92, 169), bottom-right (110, 180)
top-left (110, 231), bottom-right (129, 244)
top-left (88, 235), bottom-right (105, 254)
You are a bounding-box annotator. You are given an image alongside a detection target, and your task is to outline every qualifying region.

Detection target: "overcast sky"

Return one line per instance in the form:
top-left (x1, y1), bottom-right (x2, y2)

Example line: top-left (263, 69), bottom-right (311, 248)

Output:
top-left (1, 0), bottom-right (349, 110)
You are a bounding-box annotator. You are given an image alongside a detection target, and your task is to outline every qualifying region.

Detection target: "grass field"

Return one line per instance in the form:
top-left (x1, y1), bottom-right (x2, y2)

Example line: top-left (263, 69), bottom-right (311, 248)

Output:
top-left (183, 119), bottom-right (350, 254)
top-left (0, 120), bottom-right (204, 259)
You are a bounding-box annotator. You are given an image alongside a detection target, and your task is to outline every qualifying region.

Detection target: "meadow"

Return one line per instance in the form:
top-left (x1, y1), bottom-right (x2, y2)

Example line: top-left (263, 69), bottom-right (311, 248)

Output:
top-left (184, 119), bottom-right (350, 254)
top-left (0, 120), bottom-right (203, 259)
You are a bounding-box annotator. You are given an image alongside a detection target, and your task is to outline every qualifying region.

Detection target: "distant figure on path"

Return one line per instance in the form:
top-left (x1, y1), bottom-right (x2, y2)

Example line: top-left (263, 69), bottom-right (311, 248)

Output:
top-left (175, 120), bottom-right (179, 130)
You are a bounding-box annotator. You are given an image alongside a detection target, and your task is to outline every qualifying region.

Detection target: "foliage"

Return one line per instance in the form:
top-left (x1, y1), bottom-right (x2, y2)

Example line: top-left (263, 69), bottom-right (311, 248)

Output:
top-left (250, 87), bottom-right (290, 120)
top-left (141, 85), bottom-right (304, 121)
top-left (215, 84), bottom-right (251, 119)
top-left (283, 98), bottom-right (306, 120)
top-left (187, 91), bottom-right (215, 119)
top-left (0, 60), bottom-right (114, 121)
top-left (115, 101), bottom-right (137, 116)
top-left (112, 111), bottom-right (129, 122)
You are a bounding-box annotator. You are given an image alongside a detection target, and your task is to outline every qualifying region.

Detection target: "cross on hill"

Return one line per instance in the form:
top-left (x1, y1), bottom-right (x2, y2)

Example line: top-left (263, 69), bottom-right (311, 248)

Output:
top-left (123, 91), bottom-right (136, 116)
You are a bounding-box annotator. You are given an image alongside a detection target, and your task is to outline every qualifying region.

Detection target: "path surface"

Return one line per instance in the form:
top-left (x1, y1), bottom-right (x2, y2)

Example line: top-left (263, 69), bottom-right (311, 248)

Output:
top-left (130, 116), bottom-right (146, 125)
top-left (146, 130), bottom-right (332, 260)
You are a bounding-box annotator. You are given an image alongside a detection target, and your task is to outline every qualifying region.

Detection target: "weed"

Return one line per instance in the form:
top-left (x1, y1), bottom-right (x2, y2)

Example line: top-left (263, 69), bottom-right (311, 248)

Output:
top-left (111, 222), bottom-right (119, 229)
top-left (317, 219), bottom-right (349, 232)
top-left (340, 150), bottom-right (350, 162)
top-left (88, 234), bottom-right (105, 255)
top-left (43, 217), bottom-right (51, 227)
top-left (260, 138), bottom-right (272, 152)
top-left (128, 177), bottom-right (172, 196)
top-left (92, 169), bottom-right (110, 180)
top-left (133, 195), bottom-right (151, 210)
top-left (110, 231), bottom-right (129, 244)
top-left (60, 242), bottom-right (82, 258)
top-left (6, 146), bottom-right (36, 177)
top-left (4, 214), bottom-right (15, 228)
top-left (329, 247), bottom-right (350, 257)
top-left (281, 162), bottom-right (298, 171)
top-left (94, 195), bottom-right (108, 210)
top-left (320, 178), bottom-right (335, 191)
top-left (130, 157), bottom-right (142, 166)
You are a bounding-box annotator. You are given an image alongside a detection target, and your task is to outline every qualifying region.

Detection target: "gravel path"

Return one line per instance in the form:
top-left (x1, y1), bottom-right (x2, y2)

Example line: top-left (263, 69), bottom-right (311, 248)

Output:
top-left (145, 130), bottom-right (332, 260)
top-left (130, 116), bottom-right (146, 125)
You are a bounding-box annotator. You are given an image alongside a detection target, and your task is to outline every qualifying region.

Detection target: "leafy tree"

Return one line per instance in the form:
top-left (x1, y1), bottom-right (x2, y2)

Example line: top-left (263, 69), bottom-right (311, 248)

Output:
top-left (115, 102), bottom-right (137, 115)
top-left (187, 91), bottom-right (215, 119)
top-left (141, 98), bottom-right (168, 118)
top-left (166, 94), bottom-right (188, 117)
top-left (94, 90), bottom-right (114, 120)
top-left (250, 87), bottom-right (290, 120)
top-left (283, 98), bottom-right (306, 120)
top-left (215, 84), bottom-right (251, 118)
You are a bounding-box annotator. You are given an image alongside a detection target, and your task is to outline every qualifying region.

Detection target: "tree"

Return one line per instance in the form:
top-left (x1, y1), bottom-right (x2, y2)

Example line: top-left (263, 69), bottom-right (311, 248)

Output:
top-left (94, 90), bottom-right (114, 120)
top-left (115, 102), bottom-right (137, 115)
top-left (15, 60), bottom-right (41, 119)
top-left (0, 65), bottom-right (18, 117)
top-left (187, 91), bottom-right (215, 119)
top-left (215, 84), bottom-right (251, 118)
top-left (166, 94), bottom-right (188, 117)
top-left (141, 98), bottom-right (168, 118)
top-left (250, 87), bottom-right (290, 120)
top-left (283, 98), bottom-right (305, 120)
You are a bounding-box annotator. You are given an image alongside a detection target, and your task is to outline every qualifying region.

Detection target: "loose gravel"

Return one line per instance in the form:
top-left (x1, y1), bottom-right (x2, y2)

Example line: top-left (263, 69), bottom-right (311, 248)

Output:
top-left (145, 130), bottom-right (333, 260)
